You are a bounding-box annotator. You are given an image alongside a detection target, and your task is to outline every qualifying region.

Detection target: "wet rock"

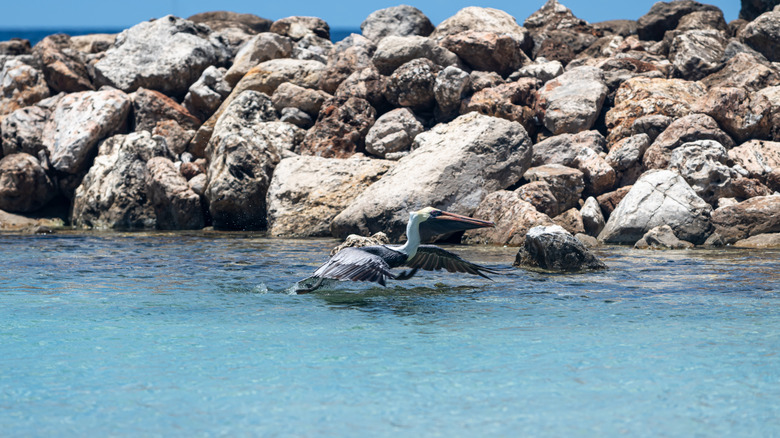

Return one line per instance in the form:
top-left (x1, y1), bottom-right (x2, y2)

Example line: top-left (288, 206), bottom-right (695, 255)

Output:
top-left (643, 113), bottom-right (734, 170)
top-left (441, 31), bottom-right (531, 77)
top-left (462, 191), bottom-right (554, 246)
top-left (701, 52), bottom-right (779, 91)
top-left (537, 66), bottom-right (607, 135)
top-left (360, 5), bottom-right (434, 41)
top-left (270, 16), bottom-right (330, 41)
top-left (598, 169), bottom-right (712, 244)
top-left (733, 233), bottom-right (780, 248)
top-left (371, 35), bottom-right (461, 75)
top-left (738, 8), bottom-right (780, 62)
top-left (266, 155), bottom-right (394, 237)
top-left (0, 153), bottom-right (56, 213)
top-left (224, 33), bottom-right (292, 87)
top-left (693, 87), bottom-right (772, 143)
top-left (271, 82), bottom-right (331, 118)
top-left (553, 208), bottom-right (585, 235)
top-left (145, 156), bottom-right (204, 230)
top-left (300, 96), bottom-right (376, 158)
top-left (0, 39), bottom-right (32, 56)
top-left (32, 34), bottom-right (93, 93)
top-left (130, 88), bottom-right (200, 132)
top-left (94, 16), bottom-right (229, 97)
top-left (332, 113), bottom-right (533, 241)
top-left (318, 34), bottom-right (376, 95)
top-left (509, 61), bottom-right (564, 83)
top-left (515, 181), bottom-right (560, 217)
top-left (151, 120), bottom-right (195, 156)
top-left (182, 66), bottom-right (232, 121)
top-left (333, 66), bottom-right (390, 112)
top-left (634, 224), bottom-right (694, 249)
top-left (581, 196), bottom-right (605, 237)
top-left (365, 108), bottom-right (424, 158)
top-left (1, 94), bottom-right (62, 157)
top-left (330, 232), bottom-right (390, 257)
top-left (43, 89), bottom-right (131, 174)
top-left (668, 29), bottom-right (728, 80)
top-left (667, 140), bottom-right (735, 204)
top-left (532, 131), bottom-right (615, 195)
top-left (384, 58), bottom-right (439, 111)
top-left (72, 131), bottom-right (169, 229)
top-left (460, 79), bottom-right (538, 134)
top-left (280, 107), bottom-right (313, 129)
top-left (0, 58), bottom-right (50, 118)
top-left (514, 225), bottom-right (607, 271)
top-left (637, 0), bottom-right (720, 41)
top-left (523, 164), bottom-right (584, 214)
top-left (434, 66), bottom-right (471, 119)
top-left (431, 7), bottom-right (530, 41)
top-left (728, 140), bottom-right (780, 179)
top-left (292, 35), bottom-right (333, 63)
top-left (711, 195), bottom-right (780, 243)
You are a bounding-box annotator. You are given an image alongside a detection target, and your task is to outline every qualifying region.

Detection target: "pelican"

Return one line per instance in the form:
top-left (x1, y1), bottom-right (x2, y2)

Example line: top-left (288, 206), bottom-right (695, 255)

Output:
top-left (297, 207), bottom-right (498, 293)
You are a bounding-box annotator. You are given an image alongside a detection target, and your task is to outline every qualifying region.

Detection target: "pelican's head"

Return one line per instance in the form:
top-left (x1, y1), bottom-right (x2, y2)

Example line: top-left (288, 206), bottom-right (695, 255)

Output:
top-left (412, 206), bottom-right (494, 233)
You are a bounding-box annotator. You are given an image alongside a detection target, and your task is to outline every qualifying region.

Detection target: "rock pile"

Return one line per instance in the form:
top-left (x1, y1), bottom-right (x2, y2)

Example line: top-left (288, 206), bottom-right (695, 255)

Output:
top-left (0, 1), bottom-right (778, 249)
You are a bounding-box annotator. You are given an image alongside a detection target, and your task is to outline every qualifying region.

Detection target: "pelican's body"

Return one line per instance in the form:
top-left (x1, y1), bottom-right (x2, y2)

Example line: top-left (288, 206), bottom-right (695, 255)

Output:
top-left (298, 207), bottom-right (498, 293)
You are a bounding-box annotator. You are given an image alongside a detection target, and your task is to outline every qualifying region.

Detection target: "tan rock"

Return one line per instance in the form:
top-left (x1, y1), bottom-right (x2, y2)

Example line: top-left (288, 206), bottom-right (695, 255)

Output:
top-left (462, 191), bottom-right (554, 246)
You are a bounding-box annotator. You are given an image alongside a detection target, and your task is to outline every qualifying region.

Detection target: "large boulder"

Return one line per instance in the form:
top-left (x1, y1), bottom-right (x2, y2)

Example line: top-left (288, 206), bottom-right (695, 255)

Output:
top-left (643, 113), bottom-right (734, 169)
top-left (514, 225), bottom-right (607, 271)
top-left (42, 89), bottom-right (131, 174)
top-left (364, 108), bottom-right (424, 158)
top-left (701, 52), bottom-right (780, 91)
top-left (434, 66), bottom-right (471, 119)
top-left (291, 35), bottom-right (333, 64)
top-left (0, 58), bottom-right (50, 118)
top-left (371, 36), bottom-right (462, 75)
top-left (271, 82), bottom-right (332, 118)
top-left (130, 88), bottom-right (200, 132)
top-left (532, 131), bottom-right (615, 195)
top-left (266, 156), bottom-right (394, 237)
top-left (598, 169), bottom-right (713, 244)
top-left (515, 181), bottom-right (560, 217)
top-left (360, 5), bottom-right (434, 41)
top-left (431, 7), bottom-right (529, 41)
top-left (93, 15), bottom-right (229, 97)
top-left (32, 34), bottom-right (93, 93)
top-left (728, 140), bottom-right (780, 179)
top-left (637, 0), bottom-right (720, 41)
top-left (634, 224), bottom-right (694, 249)
top-left (1, 94), bottom-right (62, 157)
top-left (739, 0), bottom-right (780, 20)
top-left (460, 79), bottom-right (538, 135)
top-left (146, 156), bottom-right (204, 230)
top-left (668, 29), bottom-right (728, 80)
top-left (693, 87), bottom-right (772, 143)
top-left (331, 113), bottom-right (533, 241)
top-left (223, 32), bottom-right (292, 87)
top-left (536, 66), bottom-right (607, 135)
top-left (71, 131), bottom-right (169, 229)
top-left (581, 196), bottom-right (605, 237)
top-left (523, 0), bottom-right (600, 63)
top-left (462, 191), bottom-right (554, 246)
top-left (440, 31), bottom-right (530, 77)
top-left (299, 96), bottom-right (376, 158)
top-left (333, 66), bottom-right (390, 112)
top-left (0, 153), bottom-right (56, 213)
top-left (384, 58), bottom-right (439, 111)
top-left (523, 164), bottom-right (584, 214)
top-left (711, 195), bottom-right (780, 243)
top-left (667, 140), bottom-right (735, 204)
top-left (738, 8), bottom-right (780, 62)
top-left (187, 11), bottom-right (272, 34)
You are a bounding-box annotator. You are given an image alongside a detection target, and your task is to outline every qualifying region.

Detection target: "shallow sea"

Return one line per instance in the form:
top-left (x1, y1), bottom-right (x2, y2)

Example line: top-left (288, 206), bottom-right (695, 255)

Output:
top-left (1, 231), bottom-right (778, 437)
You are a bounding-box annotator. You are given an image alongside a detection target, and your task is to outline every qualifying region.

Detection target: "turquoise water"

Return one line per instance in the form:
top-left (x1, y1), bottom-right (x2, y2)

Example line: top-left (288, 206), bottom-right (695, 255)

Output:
top-left (1, 232), bottom-right (779, 436)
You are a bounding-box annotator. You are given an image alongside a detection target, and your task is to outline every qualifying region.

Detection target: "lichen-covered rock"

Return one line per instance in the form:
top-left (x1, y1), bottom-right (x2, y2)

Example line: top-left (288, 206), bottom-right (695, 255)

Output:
top-left (634, 224), bottom-right (694, 249)
top-left (93, 15), bottom-right (229, 97)
top-left (581, 196), bottom-right (605, 237)
top-left (460, 79), bottom-right (538, 135)
top-left (440, 31), bottom-right (530, 77)
top-left (384, 58), bottom-right (439, 111)
top-left (606, 134), bottom-right (650, 172)
top-left (667, 140), bottom-right (735, 204)
top-left (300, 96), bottom-right (376, 158)
top-left (668, 29), bottom-right (728, 80)
top-left (728, 140), bottom-right (780, 179)
top-left (523, 164), bottom-right (584, 214)
top-left (332, 113), bottom-right (533, 241)
top-left (711, 195), bottom-right (780, 243)
top-left (738, 8), bottom-right (780, 62)
top-left (224, 33), bottom-right (293, 86)
top-left (510, 61), bottom-right (564, 83)
top-left (130, 88), bottom-right (200, 132)
top-left (514, 225), bottom-right (607, 271)
top-left (270, 16), bottom-right (330, 41)
top-left (32, 34), bottom-right (93, 93)
top-left (643, 113), bottom-right (734, 170)
top-left (370, 36), bottom-right (462, 75)
top-left (145, 156), bottom-right (204, 230)
top-left (182, 66), bottom-right (232, 121)
top-left (0, 153), bottom-right (56, 213)
top-left (537, 66), bottom-right (607, 135)
top-left (360, 5), bottom-right (434, 41)
top-left (637, 0), bottom-right (720, 41)
top-left (0, 58), bottom-right (50, 117)
top-left (693, 86), bottom-right (772, 143)
top-left (598, 169), bottom-right (713, 244)
top-left (266, 155), bottom-right (394, 237)
top-left (365, 108), bottom-right (423, 158)
top-left (462, 191), bottom-right (554, 246)
top-left (523, 0), bottom-right (600, 63)
top-left (271, 82), bottom-right (331, 117)
top-left (318, 34), bottom-right (376, 94)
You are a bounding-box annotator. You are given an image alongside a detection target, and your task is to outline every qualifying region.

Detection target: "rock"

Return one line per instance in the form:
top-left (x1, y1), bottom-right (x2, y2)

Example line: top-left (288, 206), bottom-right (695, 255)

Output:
top-left (637, 0), bottom-right (720, 41)
top-left (598, 169), bottom-right (712, 244)
top-left (0, 58), bottom-right (50, 118)
top-left (204, 90), bottom-right (281, 230)
top-left (532, 131), bottom-right (615, 195)
top-left (581, 196), bottom-right (605, 236)
top-left (514, 225), bottom-right (607, 271)
top-left (266, 155), bottom-right (394, 237)
top-left (93, 16), bottom-right (229, 97)
top-left (224, 33), bottom-right (292, 87)
top-left (179, 161), bottom-right (204, 180)
top-left (0, 208), bottom-right (63, 232)
top-left (292, 35), bottom-right (333, 63)
top-left (462, 192), bottom-right (554, 246)
top-left (43, 89), bottom-right (131, 174)
top-left (69, 34), bottom-right (116, 54)
top-left (605, 77), bottom-right (707, 144)
top-left (676, 10), bottom-right (729, 32)
top-left (271, 82), bottom-right (331, 117)
top-left (630, 115), bottom-right (673, 143)
top-left (728, 140), bottom-right (780, 179)
top-left (0, 39), bottom-right (32, 56)
top-left (130, 88), bottom-right (200, 132)
top-left (32, 34), bottom-right (93, 93)
top-left (523, 164), bottom-right (584, 213)
top-left (384, 58), bottom-right (439, 111)
top-left (330, 232), bottom-right (391, 256)
top-left (768, 168), bottom-right (780, 192)
top-left (182, 66), bottom-right (232, 121)
top-left (434, 66), bottom-right (471, 119)
top-left (711, 195), bottom-right (780, 243)
top-left (693, 87), bottom-right (772, 143)
top-left (553, 208), bottom-right (585, 235)
top-left (515, 181), bottom-right (560, 217)
top-left (280, 107), bottom-right (313, 129)
top-left (509, 61), bottom-right (564, 83)
top-left (360, 5), bottom-right (434, 41)
top-left (596, 186), bottom-right (632, 219)
top-left (758, 85), bottom-right (780, 141)
top-left (733, 232), bottom-right (780, 248)
top-left (460, 79), bottom-right (539, 135)
top-left (643, 114), bottom-right (734, 169)
top-left (701, 52), bottom-right (779, 91)
top-left (0, 153), bottom-right (56, 213)
top-left (300, 96), bottom-right (376, 158)
top-left (365, 108), bottom-right (423, 158)
top-left (441, 31), bottom-right (531, 77)
top-left (145, 156), bottom-right (204, 230)
top-left (668, 29), bottom-right (728, 80)
top-left (731, 177), bottom-right (774, 200)
top-left (469, 71), bottom-right (505, 92)
top-left (270, 16), bottom-right (330, 41)
top-left (606, 134), bottom-right (650, 171)
top-left (740, 0), bottom-right (780, 20)
top-left (188, 173), bottom-right (207, 196)
top-left (151, 120), bottom-right (195, 156)
top-left (370, 36), bottom-right (462, 75)
top-left (332, 113), bottom-right (533, 241)
top-left (333, 66), bottom-right (390, 112)
top-left (432, 7), bottom-right (530, 40)
top-left (575, 233), bottom-right (600, 247)
top-left (71, 131), bottom-right (169, 229)
top-left (634, 224), bottom-right (694, 249)
top-left (667, 140), bottom-right (735, 204)
top-left (738, 8), bottom-right (780, 62)
top-left (1, 94), bottom-right (62, 157)
top-left (318, 34), bottom-right (376, 95)
top-left (537, 66), bottom-right (607, 135)
top-left (524, 0), bottom-right (601, 62)
top-left (187, 11), bottom-right (272, 34)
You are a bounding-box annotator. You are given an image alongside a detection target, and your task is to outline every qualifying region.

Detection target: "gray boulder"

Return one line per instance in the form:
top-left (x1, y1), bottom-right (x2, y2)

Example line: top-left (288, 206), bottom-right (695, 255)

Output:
top-left (271, 82), bottom-right (331, 117)
top-left (537, 66), bottom-right (608, 135)
top-left (581, 196), bottom-right (605, 237)
top-left (514, 225), bottom-right (607, 271)
top-left (292, 35), bottom-right (333, 63)
top-left (634, 224), bottom-right (694, 249)
top-left (146, 156), bottom-right (204, 230)
top-left (0, 58), bottom-right (50, 118)
top-left (183, 66), bottom-right (232, 121)
top-left (532, 131), bottom-right (615, 195)
top-left (224, 33), bottom-right (293, 86)
top-left (728, 140), bottom-right (780, 179)
top-left (606, 134), bottom-right (651, 172)
top-left (643, 113), bottom-right (734, 170)
top-left (667, 140), bottom-right (735, 204)
top-left (431, 7), bottom-right (529, 40)
top-left (668, 29), bottom-right (728, 80)
top-left (371, 35), bottom-right (461, 75)
top-left (509, 61), bottom-right (564, 83)
top-left (434, 66), bottom-right (471, 118)
top-left (384, 58), bottom-right (439, 111)
top-left (365, 108), bottom-right (424, 158)
top-left (361, 5), bottom-right (434, 41)
top-left (0, 153), bottom-right (56, 213)
top-left (738, 8), bottom-right (780, 62)
top-left (523, 164), bottom-right (584, 214)
top-left (1, 94), bottom-right (62, 157)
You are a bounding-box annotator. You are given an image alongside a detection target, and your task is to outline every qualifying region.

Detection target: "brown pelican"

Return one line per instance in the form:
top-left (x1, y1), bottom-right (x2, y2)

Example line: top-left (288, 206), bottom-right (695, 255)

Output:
top-left (297, 207), bottom-right (498, 293)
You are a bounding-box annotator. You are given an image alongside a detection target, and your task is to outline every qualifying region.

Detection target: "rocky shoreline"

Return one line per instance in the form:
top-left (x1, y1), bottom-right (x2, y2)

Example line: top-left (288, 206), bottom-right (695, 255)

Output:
top-left (0, 1), bottom-right (779, 251)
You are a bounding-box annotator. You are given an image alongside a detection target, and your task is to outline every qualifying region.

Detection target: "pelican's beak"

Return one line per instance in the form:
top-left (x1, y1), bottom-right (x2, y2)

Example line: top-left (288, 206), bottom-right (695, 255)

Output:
top-left (433, 210), bottom-right (494, 230)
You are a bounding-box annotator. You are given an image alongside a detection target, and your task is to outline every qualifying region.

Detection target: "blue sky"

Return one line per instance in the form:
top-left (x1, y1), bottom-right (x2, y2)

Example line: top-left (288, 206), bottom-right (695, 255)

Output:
top-left (1, 0), bottom-right (740, 29)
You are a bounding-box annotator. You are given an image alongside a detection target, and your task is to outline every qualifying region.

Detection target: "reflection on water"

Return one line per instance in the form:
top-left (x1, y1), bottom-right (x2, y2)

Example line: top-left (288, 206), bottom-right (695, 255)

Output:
top-left (0, 231), bottom-right (779, 436)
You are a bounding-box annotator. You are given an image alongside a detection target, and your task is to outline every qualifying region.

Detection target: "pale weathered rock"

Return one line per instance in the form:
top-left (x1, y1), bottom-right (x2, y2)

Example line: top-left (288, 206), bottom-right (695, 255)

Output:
top-left (738, 8), bottom-right (780, 62)
top-left (0, 153), bottom-right (56, 213)
top-left (509, 61), bottom-right (564, 83)
top-left (292, 35), bottom-right (333, 63)
top-left (33, 34), bottom-right (93, 93)
top-left (676, 9), bottom-right (728, 32)
top-left (606, 134), bottom-right (650, 172)
top-left (365, 108), bottom-right (424, 158)
top-left (581, 196), bottom-right (605, 236)
top-left (224, 33), bottom-right (293, 86)
top-left (330, 232), bottom-right (391, 256)
top-left (733, 233), bottom-right (780, 248)
top-left (93, 16), bottom-right (229, 97)
top-left (668, 29), bottom-right (728, 80)
top-left (332, 113), bottom-right (533, 240)
top-left (693, 86), bottom-right (772, 143)
top-left (532, 131), bottom-right (615, 195)
top-left (300, 96), bottom-right (376, 158)
top-left (460, 79), bottom-right (539, 135)
top-left (637, 0), bottom-right (720, 41)
top-left (462, 191), bottom-right (554, 246)
top-left (270, 16), bottom-right (330, 41)
top-left (0, 208), bottom-right (63, 232)
top-left (266, 155), bottom-right (394, 237)
top-left (43, 89), bottom-right (131, 174)
top-left (441, 31), bottom-right (531, 77)
top-left (371, 35), bottom-right (462, 75)
top-left (523, 164), bottom-right (584, 213)
top-left (598, 169), bottom-right (713, 244)
top-left (514, 224), bottom-right (607, 271)
top-left (553, 208), bottom-right (585, 235)
top-left (515, 180), bottom-right (560, 217)
top-left (182, 66), bottom-right (232, 121)
top-left (187, 11), bottom-right (272, 34)
top-left (130, 88), bottom-right (200, 132)
top-left (0, 58), bottom-right (50, 117)
top-left (434, 66), bottom-right (471, 118)
top-left (757, 85), bottom-right (780, 141)
top-left (634, 224), bottom-right (694, 249)
top-left (72, 131), bottom-right (169, 229)
top-left (728, 140), bottom-right (780, 179)
top-left (667, 140), bottom-right (735, 204)
top-left (701, 52), bottom-right (780, 91)
top-left (711, 195), bottom-right (780, 243)
top-left (146, 156), bottom-right (204, 230)
top-left (643, 113), bottom-right (734, 169)
top-left (432, 6), bottom-right (529, 39)
top-left (1, 94), bottom-right (62, 157)
top-left (537, 66), bottom-right (607, 135)
top-left (70, 33), bottom-right (116, 54)
top-left (360, 5), bottom-right (434, 41)
top-left (271, 82), bottom-right (331, 117)
top-left (188, 173), bottom-right (207, 195)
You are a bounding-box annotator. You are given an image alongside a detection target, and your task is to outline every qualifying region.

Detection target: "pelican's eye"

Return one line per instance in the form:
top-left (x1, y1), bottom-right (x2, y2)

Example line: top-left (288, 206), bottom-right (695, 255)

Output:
top-left (429, 210), bottom-right (442, 218)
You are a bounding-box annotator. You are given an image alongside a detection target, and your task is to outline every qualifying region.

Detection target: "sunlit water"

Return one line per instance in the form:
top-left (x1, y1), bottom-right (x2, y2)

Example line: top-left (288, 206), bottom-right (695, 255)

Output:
top-left (1, 231), bottom-right (778, 437)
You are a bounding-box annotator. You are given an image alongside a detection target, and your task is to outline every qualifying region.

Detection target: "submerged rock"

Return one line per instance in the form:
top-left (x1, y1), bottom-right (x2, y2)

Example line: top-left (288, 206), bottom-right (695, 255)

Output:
top-left (514, 225), bottom-right (607, 272)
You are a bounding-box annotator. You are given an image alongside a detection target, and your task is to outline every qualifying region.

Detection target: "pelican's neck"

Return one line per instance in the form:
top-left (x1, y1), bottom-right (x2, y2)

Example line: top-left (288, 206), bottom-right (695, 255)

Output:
top-left (398, 213), bottom-right (423, 260)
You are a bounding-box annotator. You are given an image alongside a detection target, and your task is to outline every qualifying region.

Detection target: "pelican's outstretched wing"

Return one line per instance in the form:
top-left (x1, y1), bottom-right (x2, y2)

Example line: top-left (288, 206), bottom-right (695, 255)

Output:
top-left (312, 247), bottom-right (397, 286)
top-left (405, 245), bottom-right (500, 279)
